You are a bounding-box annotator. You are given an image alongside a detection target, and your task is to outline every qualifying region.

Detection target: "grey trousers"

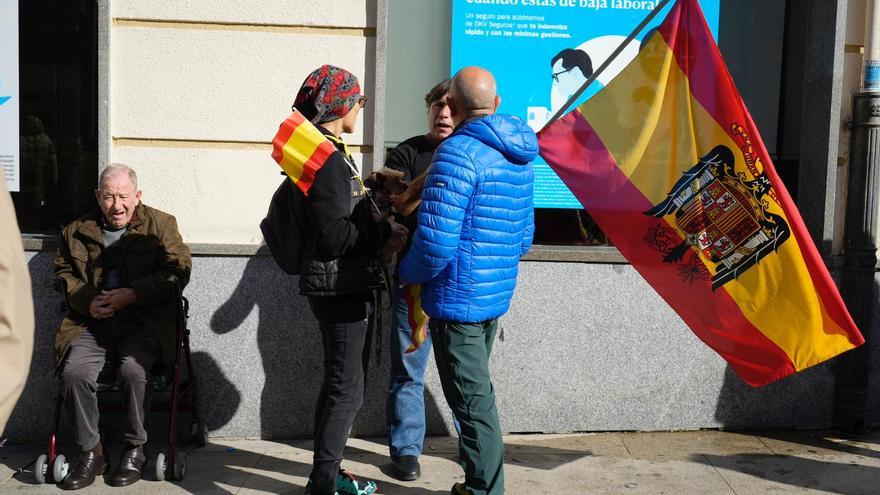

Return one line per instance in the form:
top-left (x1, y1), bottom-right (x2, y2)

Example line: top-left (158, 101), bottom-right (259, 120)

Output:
top-left (60, 322), bottom-right (159, 451)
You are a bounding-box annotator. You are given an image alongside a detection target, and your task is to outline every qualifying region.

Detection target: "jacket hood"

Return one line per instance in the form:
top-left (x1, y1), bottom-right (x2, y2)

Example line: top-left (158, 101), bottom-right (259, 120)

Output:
top-left (456, 114), bottom-right (539, 164)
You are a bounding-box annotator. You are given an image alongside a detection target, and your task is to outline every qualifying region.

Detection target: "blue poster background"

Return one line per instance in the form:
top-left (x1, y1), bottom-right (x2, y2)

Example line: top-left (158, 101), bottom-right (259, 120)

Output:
top-left (451, 0), bottom-right (720, 208)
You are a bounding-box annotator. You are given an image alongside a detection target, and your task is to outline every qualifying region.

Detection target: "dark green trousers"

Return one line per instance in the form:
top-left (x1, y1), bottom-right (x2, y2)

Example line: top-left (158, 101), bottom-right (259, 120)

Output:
top-left (430, 318), bottom-right (504, 495)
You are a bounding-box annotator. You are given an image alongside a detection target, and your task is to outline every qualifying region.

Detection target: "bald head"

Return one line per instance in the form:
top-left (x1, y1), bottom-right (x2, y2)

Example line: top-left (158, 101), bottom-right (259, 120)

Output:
top-left (448, 66), bottom-right (500, 124)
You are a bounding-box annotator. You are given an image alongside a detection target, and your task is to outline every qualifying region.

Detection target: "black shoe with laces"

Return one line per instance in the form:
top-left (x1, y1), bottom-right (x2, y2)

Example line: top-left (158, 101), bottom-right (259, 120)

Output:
top-left (392, 455), bottom-right (421, 481)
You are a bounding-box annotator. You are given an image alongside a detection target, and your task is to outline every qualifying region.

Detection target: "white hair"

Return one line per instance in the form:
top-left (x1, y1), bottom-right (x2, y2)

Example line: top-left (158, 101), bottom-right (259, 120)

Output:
top-left (98, 163), bottom-right (138, 190)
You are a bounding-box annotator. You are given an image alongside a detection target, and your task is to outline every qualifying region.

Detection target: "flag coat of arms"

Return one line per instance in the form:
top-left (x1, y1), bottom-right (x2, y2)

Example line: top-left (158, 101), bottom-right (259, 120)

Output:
top-left (538, 0), bottom-right (863, 386)
top-left (272, 109), bottom-right (338, 195)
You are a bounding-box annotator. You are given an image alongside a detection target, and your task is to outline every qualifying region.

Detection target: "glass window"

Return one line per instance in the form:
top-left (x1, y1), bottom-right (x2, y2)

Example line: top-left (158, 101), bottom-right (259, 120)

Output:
top-left (12, 0), bottom-right (98, 234)
top-left (386, 0), bottom-right (796, 247)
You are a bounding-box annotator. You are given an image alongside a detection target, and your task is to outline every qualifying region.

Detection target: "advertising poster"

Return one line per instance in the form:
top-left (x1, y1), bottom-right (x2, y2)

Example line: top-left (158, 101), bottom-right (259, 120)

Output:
top-left (1, 0), bottom-right (19, 192)
top-left (452, 0), bottom-right (720, 208)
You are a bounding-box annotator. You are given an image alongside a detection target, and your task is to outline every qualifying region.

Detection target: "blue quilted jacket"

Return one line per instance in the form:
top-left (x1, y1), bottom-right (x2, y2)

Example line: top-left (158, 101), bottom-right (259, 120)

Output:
top-left (399, 114), bottom-right (537, 323)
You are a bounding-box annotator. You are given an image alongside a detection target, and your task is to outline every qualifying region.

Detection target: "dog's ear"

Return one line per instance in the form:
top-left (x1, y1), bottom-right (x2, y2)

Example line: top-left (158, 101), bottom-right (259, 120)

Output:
top-left (364, 171), bottom-right (381, 190)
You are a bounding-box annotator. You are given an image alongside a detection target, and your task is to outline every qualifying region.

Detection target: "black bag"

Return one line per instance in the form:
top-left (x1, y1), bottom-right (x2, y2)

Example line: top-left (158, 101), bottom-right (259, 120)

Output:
top-left (260, 177), bottom-right (308, 275)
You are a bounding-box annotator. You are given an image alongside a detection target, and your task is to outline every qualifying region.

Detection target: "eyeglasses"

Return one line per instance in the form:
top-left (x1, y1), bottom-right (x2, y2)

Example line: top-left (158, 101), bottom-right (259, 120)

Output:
top-left (552, 67), bottom-right (574, 83)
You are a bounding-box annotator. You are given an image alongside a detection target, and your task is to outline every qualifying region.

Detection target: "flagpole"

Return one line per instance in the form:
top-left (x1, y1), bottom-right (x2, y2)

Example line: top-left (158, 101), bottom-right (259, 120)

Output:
top-left (541, 0), bottom-right (674, 131)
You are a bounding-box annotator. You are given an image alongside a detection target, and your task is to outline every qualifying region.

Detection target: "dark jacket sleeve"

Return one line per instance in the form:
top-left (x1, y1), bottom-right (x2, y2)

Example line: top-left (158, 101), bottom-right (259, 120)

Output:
top-left (307, 153), bottom-right (390, 259)
top-left (129, 214), bottom-right (193, 305)
top-left (54, 225), bottom-right (98, 317)
top-left (383, 143), bottom-right (416, 182)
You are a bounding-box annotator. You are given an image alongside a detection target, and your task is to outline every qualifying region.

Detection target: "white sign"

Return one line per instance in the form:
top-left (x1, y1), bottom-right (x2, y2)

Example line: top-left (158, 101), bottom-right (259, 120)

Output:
top-left (1, 0), bottom-right (20, 192)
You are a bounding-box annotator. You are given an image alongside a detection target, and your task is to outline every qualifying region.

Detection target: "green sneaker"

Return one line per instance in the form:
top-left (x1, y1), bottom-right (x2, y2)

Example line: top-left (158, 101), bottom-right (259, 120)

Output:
top-left (451, 482), bottom-right (473, 495)
top-left (336, 470), bottom-right (377, 495)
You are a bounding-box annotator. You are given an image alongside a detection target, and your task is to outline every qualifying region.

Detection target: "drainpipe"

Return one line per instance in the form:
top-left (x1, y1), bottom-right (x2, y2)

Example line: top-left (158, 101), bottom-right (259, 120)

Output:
top-left (834, 0), bottom-right (879, 432)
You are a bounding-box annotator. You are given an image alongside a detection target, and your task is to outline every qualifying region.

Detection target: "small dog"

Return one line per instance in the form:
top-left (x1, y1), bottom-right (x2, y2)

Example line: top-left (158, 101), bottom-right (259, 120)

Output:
top-left (364, 168), bottom-right (408, 214)
top-left (358, 168), bottom-right (409, 263)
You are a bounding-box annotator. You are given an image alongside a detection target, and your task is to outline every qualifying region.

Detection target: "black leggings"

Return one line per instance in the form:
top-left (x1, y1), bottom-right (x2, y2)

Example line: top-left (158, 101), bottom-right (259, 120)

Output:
top-left (307, 294), bottom-right (371, 495)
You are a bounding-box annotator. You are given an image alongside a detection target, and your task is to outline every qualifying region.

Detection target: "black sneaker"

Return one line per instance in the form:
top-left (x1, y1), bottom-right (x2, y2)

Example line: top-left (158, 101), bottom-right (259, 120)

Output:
top-left (392, 455), bottom-right (421, 481)
top-left (450, 482), bottom-right (472, 495)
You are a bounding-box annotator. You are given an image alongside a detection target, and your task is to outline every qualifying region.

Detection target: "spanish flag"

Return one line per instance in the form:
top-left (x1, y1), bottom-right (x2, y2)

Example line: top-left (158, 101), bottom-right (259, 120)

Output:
top-left (271, 109), bottom-right (337, 195)
top-left (538, 0), bottom-right (863, 386)
top-left (400, 284), bottom-right (428, 354)
top-left (402, 284), bottom-right (429, 353)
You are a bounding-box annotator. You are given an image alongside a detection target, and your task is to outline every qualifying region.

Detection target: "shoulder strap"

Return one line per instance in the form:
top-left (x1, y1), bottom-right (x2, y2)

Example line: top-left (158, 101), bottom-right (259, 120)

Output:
top-left (325, 134), bottom-right (382, 215)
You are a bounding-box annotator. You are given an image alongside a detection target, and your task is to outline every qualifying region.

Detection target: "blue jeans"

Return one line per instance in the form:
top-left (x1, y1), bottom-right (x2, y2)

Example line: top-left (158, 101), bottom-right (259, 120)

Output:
top-left (386, 282), bottom-right (433, 458)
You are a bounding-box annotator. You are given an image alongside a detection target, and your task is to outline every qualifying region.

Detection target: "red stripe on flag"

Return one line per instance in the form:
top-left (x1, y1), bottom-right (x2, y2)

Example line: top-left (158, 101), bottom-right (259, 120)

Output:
top-left (298, 139), bottom-right (337, 195)
top-left (657, 0), bottom-right (732, 121)
top-left (539, 111), bottom-right (798, 385)
top-left (659, 0), bottom-right (862, 345)
top-left (271, 112), bottom-right (305, 165)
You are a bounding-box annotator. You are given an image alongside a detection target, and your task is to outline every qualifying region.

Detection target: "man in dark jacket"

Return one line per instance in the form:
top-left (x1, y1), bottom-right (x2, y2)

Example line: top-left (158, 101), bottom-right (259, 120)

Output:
top-left (54, 163), bottom-right (192, 490)
top-left (399, 67), bottom-right (537, 495)
top-left (383, 78), bottom-right (453, 482)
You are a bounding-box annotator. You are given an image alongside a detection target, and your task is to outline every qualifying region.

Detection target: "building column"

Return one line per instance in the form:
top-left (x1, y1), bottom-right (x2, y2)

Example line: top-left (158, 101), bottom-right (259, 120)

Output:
top-left (834, 0), bottom-right (879, 432)
top-left (797, 0), bottom-right (849, 255)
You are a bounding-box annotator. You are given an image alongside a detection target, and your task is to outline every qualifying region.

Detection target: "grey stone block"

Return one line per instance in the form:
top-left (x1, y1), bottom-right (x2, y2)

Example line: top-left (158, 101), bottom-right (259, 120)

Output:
top-left (3, 254), bottom-right (871, 443)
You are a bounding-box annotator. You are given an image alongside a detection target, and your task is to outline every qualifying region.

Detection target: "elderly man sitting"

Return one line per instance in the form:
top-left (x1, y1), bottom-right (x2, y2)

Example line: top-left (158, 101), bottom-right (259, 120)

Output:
top-left (54, 163), bottom-right (192, 490)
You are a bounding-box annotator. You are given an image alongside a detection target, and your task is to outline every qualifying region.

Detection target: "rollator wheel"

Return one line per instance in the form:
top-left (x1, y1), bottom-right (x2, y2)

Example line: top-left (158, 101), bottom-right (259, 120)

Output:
top-left (173, 452), bottom-right (187, 481)
top-left (34, 454), bottom-right (48, 484)
top-left (51, 454), bottom-right (69, 483)
top-left (155, 452), bottom-right (167, 481)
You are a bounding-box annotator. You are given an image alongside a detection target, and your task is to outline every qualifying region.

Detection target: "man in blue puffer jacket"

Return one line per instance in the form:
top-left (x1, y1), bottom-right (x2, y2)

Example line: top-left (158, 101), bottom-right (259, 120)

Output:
top-left (399, 66), bottom-right (537, 495)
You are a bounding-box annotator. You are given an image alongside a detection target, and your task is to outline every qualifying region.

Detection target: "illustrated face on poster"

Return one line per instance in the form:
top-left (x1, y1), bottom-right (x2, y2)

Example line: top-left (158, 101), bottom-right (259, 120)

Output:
top-left (452, 0), bottom-right (720, 209)
top-left (550, 51), bottom-right (590, 115)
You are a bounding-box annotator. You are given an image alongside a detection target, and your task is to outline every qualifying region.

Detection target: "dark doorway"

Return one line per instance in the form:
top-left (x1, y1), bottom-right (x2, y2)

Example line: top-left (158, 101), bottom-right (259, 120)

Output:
top-left (13, 0), bottom-right (98, 234)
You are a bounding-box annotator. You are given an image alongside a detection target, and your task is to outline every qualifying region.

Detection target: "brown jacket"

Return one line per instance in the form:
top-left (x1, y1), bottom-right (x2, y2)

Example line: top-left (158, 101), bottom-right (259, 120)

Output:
top-left (0, 180), bottom-right (34, 432)
top-left (53, 203), bottom-right (192, 366)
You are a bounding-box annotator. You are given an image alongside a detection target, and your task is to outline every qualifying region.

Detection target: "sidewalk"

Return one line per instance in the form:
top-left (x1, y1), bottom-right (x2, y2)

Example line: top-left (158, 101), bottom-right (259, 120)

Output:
top-left (1, 430), bottom-right (878, 494)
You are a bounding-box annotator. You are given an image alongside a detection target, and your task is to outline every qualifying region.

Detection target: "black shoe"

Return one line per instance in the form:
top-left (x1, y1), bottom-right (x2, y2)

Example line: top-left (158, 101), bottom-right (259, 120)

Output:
top-left (109, 444), bottom-right (146, 487)
top-left (392, 455), bottom-right (420, 481)
top-left (60, 450), bottom-right (108, 490)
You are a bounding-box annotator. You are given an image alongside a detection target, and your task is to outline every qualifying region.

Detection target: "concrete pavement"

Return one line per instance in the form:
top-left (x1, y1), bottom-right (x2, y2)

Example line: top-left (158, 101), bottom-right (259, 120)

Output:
top-left (1, 430), bottom-right (879, 494)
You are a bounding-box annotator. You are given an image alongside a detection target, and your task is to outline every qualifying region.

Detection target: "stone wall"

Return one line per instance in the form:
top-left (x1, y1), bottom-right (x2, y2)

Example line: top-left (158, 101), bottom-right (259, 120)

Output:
top-left (105, 0), bottom-right (377, 245)
top-left (6, 253), bottom-right (872, 443)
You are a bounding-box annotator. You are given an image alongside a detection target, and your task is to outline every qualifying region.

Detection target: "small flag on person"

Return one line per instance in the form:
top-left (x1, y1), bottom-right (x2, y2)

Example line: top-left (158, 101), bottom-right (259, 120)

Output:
top-left (537, 0), bottom-right (863, 386)
top-left (402, 284), bottom-right (429, 353)
top-left (271, 109), bottom-right (337, 195)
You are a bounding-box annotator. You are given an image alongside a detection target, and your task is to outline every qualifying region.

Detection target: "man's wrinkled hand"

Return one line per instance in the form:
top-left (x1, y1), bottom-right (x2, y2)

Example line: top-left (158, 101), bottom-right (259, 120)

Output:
top-left (391, 188), bottom-right (420, 217)
top-left (88, 297), bottom-right (114, 320)
top-left (385, 216), bottom-right (408, 253)
top-left (96, 288), bottom-right (137, 313)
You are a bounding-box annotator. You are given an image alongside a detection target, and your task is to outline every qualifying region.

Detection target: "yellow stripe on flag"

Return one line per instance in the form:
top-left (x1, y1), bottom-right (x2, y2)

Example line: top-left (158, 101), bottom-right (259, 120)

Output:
top-left (403, 284), bottom-right (429, 353)
top-left (577, 31), bottom-right (855, 371)
top-left (279, 118), bottom-right (327, 182)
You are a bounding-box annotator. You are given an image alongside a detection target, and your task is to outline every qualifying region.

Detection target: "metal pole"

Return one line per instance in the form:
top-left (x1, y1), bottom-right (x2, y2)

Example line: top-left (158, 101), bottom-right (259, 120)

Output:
top-left (834, 0), bottom-right (880, 431)
top-left (864, 0), bottom-right (880, 92)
